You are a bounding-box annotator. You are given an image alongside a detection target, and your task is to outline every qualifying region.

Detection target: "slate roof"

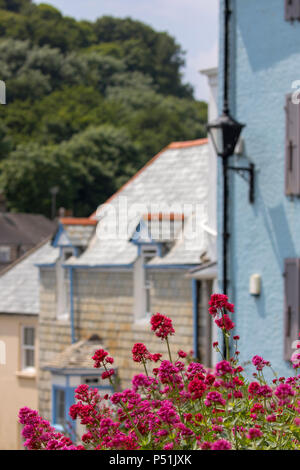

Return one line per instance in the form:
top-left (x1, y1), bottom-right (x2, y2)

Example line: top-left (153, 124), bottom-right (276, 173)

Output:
top-left (44, 336), bottom-right (106, 371)
top-left (0, 239), bottom-right (59, 315)
top-left (66, 139), bottom-right (210, 268)
top-left (0, 213), bottom-right (56, 245)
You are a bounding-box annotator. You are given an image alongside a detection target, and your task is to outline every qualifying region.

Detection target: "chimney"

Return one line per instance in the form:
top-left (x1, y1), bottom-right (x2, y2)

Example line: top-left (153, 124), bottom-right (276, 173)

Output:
top-left (0, 193), bottom-right (6, 212)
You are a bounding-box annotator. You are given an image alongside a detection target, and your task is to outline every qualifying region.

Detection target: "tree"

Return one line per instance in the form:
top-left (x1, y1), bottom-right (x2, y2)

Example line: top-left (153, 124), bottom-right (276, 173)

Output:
top-left (0, 125), bottom-right (140, 216)
top-left (0, 4), bottom-right (208, 216)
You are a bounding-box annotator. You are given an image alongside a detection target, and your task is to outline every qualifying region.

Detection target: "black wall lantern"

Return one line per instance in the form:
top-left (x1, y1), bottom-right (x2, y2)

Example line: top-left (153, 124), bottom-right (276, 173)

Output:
top-left (207, 112), bottom-right (244, 159)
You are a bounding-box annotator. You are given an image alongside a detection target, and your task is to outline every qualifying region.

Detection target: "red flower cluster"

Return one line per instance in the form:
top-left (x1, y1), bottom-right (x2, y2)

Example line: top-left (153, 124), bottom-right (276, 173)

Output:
top-left (208, 294), bottom-right (234, 317)
top-left (150, 313), bottom-right (175, 339)
top-left (215, 314), bottom-right (235, 331)
top-left (188, 378), bottom-right (207, 400)
top-left (132, 343), bottom-right (151, 363)
top-left (92, 349), bottom-right (112, 368)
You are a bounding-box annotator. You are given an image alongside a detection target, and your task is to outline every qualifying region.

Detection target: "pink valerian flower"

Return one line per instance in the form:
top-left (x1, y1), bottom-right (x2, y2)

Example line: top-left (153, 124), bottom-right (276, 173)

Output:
top-left (294, 418), bottom-right (300, 427)
top-left (150, 353), bottom-right (162, 362)
top-left (204, 391), bottom-right (226, 407)
top-left (211, 439), bottom-right (232, 450)
top-left (205, 373), bottom-right (216, 386)
top-left (102, 369), bottom-right (115, 380)
top-left (132, 343), bottom-right (151, 363)
top-left (257, 385), bottom-right (273, 398)
top-left (18, 407), bottom-right (81, 450)
top-left (266, 414), bottom-right (277, 423)
top-left (251, 403), bottom-right (265, 414)
top-left (215, 314), bottom-right (235, 331)
top-left (208, 294), bottom-right (234, 317)
top-left (163, 442), bottom-right (174, 450)
top-left (291, 351), bottom-right (300, 369)
top-left (188, 378), bottom-right (207, 400)
top-left (248, 382), bottom-right (273, 398)
top-left (201, 441), bottom-right (213, 450)
top-left (176, 422), bottom-right (195, 438)
top-left (150, 313), bottom-right (175, 339)
top-left (157, 400), bottom-right (180, 425)
top-left (132, 374), bottom-right (158, 392)
top-left (158, 360), bottom-right (183, 387)
top-left (178, 350), bottom-right (187, 358)
top-left (233, 390), bottom-right (243, 399)
top-left (186, 362), bottom-right (206, 380)
top-left (252, 355), bottom-right (269, 371)
top-left (274, 383), bottom-right (295, 405)
top-left (246, 428), bottom-right (263, 440)
top-left (212, 425), bottom-right (223, 433)
top-left (216, 360), bottom-right (233, 376)
top-left (92, 349), bottom-right (114, 368)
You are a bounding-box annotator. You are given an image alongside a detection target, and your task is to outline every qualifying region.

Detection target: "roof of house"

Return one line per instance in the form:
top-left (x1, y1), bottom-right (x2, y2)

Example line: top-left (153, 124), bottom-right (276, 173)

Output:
top-left (0, 239), bottom-right (59, 315)
top-left (64, 138), bottom-right (211, 268)
top-left (0, 212), bottom-right (56, 245)
top-left (44, 336), bottom-right (106, 372)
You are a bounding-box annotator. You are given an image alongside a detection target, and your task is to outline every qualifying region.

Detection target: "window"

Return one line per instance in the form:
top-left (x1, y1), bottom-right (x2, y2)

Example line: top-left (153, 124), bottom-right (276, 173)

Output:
top-left (285, 94), bottom-right (300, 195)
top-left (21, 326), bottom-right (35, 371)
top-left (56, 249), bottom-right (73, 320)
top-left (285, 0), bottom-right (300, 21)
top-left (0, 246), bottom-right (11, 263)
top-left (133, 245), bottom-right (159, 321)
top-left (284, 259), bottom-right (300, 360)
top-left (142, 246), bottom-right (158, 316)
top-left (195, 280), bottom-right (213, 367)
top-left (54, 389), bottom-right (66, 426)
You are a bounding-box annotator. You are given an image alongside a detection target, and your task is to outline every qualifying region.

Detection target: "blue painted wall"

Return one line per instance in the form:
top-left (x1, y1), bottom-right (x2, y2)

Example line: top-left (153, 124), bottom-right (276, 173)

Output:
top-left (218, 0), bottom-right (300, 376)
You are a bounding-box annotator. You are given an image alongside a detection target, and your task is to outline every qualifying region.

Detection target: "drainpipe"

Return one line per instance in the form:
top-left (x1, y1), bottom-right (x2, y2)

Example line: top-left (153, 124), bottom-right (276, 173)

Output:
top-left (69, 267), bottom-right (76, 344)
top-left (192, 279), bottom-right (198, 358)
top-left (223, 0), bottom-right (231, 297)
top-left (222, 0), bottom-right (231, 358)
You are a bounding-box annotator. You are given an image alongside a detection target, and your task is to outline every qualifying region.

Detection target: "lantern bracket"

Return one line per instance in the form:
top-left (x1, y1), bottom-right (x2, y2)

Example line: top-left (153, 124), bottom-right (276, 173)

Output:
top-left (227, 163), bottom-right (255, 204)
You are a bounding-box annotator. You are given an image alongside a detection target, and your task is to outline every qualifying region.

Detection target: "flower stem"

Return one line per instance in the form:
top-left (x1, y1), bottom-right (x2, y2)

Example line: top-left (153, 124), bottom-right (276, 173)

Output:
top-left (166, 337), bottom-right (173, 363)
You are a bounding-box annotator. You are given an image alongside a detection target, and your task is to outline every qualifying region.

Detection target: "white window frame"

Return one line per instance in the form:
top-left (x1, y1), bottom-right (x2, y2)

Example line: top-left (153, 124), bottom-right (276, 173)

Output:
top-left (142, 246), bottom-right (158, 317)
top-left (56, 248), bottom-right (74, 320)
top-left (21, 326), bottom-right (35, 372)
top-left (133, 245), bottom-right (158, 322)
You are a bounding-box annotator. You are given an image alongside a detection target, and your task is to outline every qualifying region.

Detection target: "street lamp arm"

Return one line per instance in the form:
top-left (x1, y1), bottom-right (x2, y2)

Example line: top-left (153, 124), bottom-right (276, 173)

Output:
top-left (227, 163), bottom-right (255, 204)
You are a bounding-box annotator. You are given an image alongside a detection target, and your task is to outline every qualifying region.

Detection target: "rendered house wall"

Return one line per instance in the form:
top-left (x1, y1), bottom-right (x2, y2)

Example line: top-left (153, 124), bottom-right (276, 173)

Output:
top-left (218, 0), bottom-right (300, 376)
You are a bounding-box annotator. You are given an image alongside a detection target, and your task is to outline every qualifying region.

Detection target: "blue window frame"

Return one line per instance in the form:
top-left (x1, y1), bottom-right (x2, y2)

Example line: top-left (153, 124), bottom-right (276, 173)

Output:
top-left (52, 377), bottom-right (114, 442)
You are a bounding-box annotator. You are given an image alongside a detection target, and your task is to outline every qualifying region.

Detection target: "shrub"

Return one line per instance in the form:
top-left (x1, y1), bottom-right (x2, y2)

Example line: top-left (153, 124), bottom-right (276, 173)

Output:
top-left (19, 294), bottom-right (300, 450)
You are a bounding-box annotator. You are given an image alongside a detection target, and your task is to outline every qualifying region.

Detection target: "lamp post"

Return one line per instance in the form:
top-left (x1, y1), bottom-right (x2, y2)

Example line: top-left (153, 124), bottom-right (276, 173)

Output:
top-left (207, 0), bottom-right (254, 356)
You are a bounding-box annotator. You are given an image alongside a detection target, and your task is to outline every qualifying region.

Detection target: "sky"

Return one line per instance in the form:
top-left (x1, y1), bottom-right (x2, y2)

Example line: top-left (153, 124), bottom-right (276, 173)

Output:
top-left (35, 0), bottom-right (219, 101)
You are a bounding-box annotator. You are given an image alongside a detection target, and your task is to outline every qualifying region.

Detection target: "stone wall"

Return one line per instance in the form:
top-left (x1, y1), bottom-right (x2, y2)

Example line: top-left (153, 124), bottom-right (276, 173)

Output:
top-left (38, 267), bottom-right (195, 413)
top-left (73, 269), bottom-right (194, 388)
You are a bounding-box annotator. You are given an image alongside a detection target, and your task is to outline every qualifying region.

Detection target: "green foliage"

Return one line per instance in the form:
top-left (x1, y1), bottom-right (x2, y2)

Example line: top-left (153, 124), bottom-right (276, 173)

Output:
top-left (0, 125), bottom-right (139, 216)
top-left (0, 2), bottom-right (207, 216)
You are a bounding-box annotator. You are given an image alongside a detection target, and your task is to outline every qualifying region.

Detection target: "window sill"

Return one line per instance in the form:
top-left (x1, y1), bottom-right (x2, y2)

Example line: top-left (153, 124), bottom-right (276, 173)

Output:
top-left (133, 317), bottom-right (151, 330)
top-left (56, 315), bottom-right (70, 324)
top-left (16, 369), bottom-right (37, 379)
